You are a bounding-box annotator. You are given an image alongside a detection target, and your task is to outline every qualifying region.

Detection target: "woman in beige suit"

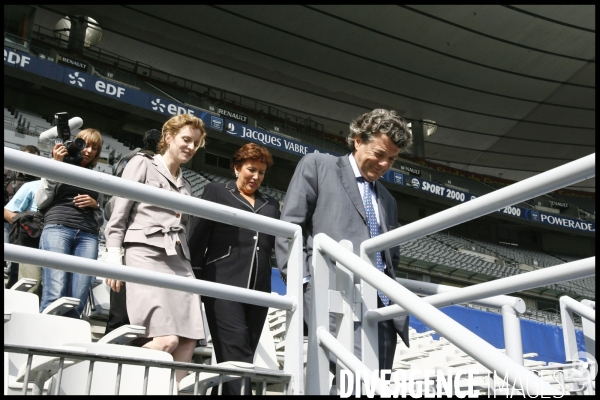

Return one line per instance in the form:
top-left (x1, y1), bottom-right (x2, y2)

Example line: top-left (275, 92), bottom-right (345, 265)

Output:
top-left (104, 114), bottom-right (207, 387)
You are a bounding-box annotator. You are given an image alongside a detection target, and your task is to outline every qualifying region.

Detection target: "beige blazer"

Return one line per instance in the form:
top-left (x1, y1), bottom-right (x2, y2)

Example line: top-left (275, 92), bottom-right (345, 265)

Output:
top-left (105, 153), bottom-right (192, 260)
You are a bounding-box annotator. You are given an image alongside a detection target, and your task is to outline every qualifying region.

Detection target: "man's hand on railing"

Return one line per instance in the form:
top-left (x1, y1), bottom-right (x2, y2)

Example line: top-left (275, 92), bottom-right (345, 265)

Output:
top-left (105, 247), bottom-right (124, 292)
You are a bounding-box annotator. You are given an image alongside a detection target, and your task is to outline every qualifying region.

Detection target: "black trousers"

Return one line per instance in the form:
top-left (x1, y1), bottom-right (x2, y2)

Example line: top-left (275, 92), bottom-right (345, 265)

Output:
top-left (105, 283), bottom-right (130, 334)
top-left (204, 296), bottom-right (269, 395)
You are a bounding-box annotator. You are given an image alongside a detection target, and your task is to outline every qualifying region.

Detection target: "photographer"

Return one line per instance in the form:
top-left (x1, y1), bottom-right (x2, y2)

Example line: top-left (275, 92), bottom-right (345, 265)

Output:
top-left (35, 129), bottom-right (104, 319)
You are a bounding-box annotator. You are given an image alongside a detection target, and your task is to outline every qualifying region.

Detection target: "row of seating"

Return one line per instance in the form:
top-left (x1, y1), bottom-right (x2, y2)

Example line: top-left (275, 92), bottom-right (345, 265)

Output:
top-left (469, 239), bottom-right (560, 268)
top-left (5, 282), bottom-right (288, 395)
top-left (401, 233), bottom-right (593, 297)
top-left (7, 108), bottom-right (52, 136)
top-left (4, 286), bottom-right (170, 395)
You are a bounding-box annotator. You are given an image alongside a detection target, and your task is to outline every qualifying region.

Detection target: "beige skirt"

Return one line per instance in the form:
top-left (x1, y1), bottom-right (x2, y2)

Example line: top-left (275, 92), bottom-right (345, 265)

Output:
top-left (125, 243), bottom-right (205, 340)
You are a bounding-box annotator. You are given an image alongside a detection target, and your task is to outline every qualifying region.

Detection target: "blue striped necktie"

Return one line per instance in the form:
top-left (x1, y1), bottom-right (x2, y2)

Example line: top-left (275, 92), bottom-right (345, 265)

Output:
top-left (358, 177), bottom-right (390, 306)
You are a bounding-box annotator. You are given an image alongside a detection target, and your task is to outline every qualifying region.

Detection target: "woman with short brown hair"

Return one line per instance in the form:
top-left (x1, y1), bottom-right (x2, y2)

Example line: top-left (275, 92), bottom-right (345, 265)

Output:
top-left (188, 142), bottom-right (280, 395)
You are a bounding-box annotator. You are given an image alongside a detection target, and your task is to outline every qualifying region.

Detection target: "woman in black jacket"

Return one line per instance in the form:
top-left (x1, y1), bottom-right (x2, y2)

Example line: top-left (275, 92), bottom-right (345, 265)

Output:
top-left (188, 143), bottom-right (280, 395)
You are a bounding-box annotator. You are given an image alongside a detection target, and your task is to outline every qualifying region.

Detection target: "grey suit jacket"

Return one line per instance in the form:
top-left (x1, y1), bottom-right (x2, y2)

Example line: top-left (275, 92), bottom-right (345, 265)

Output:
top-left (275, 153), bottom-right (400, 282)
top-left (105, 153), bottom-right (192, 260)
top-left (275, 153), bottom-right (410, 348)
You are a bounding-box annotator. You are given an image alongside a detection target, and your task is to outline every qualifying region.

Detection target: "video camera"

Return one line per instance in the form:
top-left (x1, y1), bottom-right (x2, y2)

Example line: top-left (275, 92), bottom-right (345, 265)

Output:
top-left (54, 112), bottom-right (86, 165)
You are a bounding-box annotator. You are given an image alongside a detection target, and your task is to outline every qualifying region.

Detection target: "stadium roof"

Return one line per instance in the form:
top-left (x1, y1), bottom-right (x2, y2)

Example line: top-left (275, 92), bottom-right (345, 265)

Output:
top-left (36, 5), bottom-right (595, 192)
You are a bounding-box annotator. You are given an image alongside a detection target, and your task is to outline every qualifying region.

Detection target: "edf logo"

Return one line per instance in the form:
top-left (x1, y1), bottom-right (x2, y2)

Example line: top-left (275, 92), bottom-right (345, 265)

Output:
top-left (95, 80), bottom-right (125, 98)
top-left (4, 49), bottom-right (30, 68)
top-left (150, 98), bottom-right (195, 115)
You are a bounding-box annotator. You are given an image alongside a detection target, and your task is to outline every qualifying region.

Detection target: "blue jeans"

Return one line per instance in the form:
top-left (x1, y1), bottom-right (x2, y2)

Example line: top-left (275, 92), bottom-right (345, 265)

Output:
top-left (39, 224), bottom-right (98, 318)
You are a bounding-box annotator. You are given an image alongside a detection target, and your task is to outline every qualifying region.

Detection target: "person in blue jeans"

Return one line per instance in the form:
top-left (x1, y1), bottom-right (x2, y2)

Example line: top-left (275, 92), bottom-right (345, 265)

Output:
top-left (35, 129), bottom-right (104, 318)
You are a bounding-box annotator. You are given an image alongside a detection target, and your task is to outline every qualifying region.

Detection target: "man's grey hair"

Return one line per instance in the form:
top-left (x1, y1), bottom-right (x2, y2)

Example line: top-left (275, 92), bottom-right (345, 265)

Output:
top-left (347, 109), bottom-right (412, 152)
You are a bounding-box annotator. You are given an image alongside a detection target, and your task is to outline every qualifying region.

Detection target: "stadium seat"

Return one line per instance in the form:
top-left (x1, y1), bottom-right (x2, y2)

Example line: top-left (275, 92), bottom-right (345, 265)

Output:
top-left (15, 345), bottom-right (88, 395)
top-left (9, 278), bottom-right (38, 292)
top-left (4, 289), bottom-right (39, 314)
top-left (41, 297), bottom-right (80, 316)
top-left (182, 315), bottom-right (281, 394)
top-left (97, 324), bottom-right (146, 345)
top-left (178, 361), bottom-right (255, 395)
top-left (4, 312), bottom-right (92, 395)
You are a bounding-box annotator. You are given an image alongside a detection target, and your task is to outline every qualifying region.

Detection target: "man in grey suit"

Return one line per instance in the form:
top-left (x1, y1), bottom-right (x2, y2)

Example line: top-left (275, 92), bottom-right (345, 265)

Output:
top-left (275, 108), bottom-right (412, 374)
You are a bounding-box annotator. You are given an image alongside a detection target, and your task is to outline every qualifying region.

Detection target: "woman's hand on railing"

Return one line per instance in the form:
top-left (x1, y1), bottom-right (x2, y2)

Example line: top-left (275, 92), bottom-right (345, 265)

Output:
top-left (105, 247), bottom-right (124, 292)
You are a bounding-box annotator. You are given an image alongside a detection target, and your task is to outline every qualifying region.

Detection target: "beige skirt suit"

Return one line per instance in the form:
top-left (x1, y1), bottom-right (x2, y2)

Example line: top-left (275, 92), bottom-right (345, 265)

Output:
top-left (105, 153), bottom-right (204, 340)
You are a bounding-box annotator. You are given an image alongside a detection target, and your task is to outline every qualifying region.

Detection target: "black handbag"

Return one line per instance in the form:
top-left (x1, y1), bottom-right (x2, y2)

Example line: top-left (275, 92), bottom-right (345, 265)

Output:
top-left (9, 211), bottom-right (45, 248)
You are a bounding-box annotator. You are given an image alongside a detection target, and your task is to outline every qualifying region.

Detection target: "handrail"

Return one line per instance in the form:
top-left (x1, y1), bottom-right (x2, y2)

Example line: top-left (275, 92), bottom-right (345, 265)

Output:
top-left (316, 327), bottom-right (393, 397)
top-left (561, 297), bottom-right (595, 323)
top-left (4, 148), bottom-right (297, 238)
top-left (362, 153), bottom-right (595, 254)
top-left (315, 233), bottom-right (562, 396)
top-left (367, 258), bottom-right (595, 322)
top-left (560, 296), bottom-right (596, 363)
top-left (394, 277), bottom-right (529, 365)
top-left (4, 244), bottom-right (293, 310)
top-left (3, 146), bottom-right (305, 395)
top-left (4, 342), bottom-right (291, 395)
top-left (393, 277), bottom-right (526, 312)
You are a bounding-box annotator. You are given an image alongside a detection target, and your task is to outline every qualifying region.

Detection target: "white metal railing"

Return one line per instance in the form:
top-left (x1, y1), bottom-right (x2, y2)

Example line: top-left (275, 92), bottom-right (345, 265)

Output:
top-left (371, 259), bottom-right (594, 323)
top-left (560, 297), bottom-right (595, 363)
top-left (394, 277), bottom-right (528, 365)
top-left (307, 153), bottom-right (594, 396)
top-left (311, 234), bottom-right (571, 396)
top-left (3, 146), bottom-right (305, 395)
top-left (4, 343), bottom-right (291, 395)
top-left (580, 300), bottom-right (595, 361)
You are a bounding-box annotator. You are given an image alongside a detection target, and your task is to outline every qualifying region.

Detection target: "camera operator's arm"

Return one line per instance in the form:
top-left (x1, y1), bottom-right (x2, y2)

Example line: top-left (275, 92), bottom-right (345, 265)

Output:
top-left (35, 178), bottom-right (59, 210)
top-left (35, 143), bottom-right (68, 209)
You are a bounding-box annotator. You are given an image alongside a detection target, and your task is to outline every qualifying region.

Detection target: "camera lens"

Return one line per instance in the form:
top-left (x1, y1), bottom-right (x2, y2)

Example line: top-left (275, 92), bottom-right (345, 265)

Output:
top-left (73, 137), bottom-right (86, 151)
